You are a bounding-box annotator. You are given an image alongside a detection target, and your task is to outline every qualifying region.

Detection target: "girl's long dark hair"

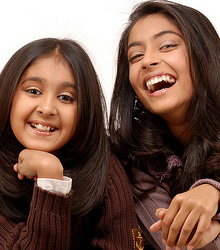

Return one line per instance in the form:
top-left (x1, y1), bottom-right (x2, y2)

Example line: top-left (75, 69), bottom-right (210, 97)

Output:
top-left (0, 38), bottom-right (109, 221)
top-left (110, 0), bottom-right (220, 196)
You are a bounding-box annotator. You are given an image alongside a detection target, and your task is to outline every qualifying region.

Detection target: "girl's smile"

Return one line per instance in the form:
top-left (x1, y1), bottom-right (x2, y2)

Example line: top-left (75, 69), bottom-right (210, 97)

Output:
top-left (128, 13), bottom-right (195, 125)
top-left (28, 121), bottom-right (58, 135)
top-left (144, 73), bottom-right (176, 93)
top-left (10, 55), bottom-right (77, 152)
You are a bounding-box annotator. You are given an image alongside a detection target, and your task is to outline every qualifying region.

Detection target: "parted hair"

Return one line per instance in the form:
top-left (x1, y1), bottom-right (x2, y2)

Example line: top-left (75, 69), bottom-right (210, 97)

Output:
top-left (109, 0), bottom-right (220, 196)
top-left (0, 38), bottom-right (109, 221)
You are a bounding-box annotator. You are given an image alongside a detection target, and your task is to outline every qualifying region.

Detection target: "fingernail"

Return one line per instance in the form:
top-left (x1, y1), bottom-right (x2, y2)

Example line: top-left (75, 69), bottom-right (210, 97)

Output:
top-left (187, 246), bottom-right (194, 250)
top-left (175, 247), bottom-right (181, 250)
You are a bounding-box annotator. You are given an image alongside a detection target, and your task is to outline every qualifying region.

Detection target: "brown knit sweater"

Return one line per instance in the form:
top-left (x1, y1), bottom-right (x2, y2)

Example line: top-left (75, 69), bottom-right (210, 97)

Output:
top-left (0, 155), bottom-right (143, 249)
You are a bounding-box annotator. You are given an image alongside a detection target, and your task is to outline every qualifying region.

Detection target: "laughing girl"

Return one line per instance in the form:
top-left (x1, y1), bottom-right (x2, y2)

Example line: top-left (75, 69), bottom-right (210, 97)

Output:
top-left (110, 0), bottom-right (220, 249)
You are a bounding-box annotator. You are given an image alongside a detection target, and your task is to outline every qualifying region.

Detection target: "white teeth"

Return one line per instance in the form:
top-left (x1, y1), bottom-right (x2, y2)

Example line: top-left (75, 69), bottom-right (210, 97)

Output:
top-left (31, 123), bottom-right (54, 132)
top-left (146, 75), bottom-right (176, 89)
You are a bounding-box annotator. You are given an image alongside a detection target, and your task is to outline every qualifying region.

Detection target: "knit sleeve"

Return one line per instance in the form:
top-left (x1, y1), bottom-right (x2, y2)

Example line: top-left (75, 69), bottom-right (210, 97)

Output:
top-left (0, 184), bottom-right (72, 250)
top-left (91, 155), bottom-right (143, 250)
top-left (190, 179), bottom-right (220, 191)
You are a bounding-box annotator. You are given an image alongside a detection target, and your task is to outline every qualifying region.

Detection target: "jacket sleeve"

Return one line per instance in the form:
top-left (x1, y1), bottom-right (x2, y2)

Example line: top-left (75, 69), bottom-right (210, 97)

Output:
top-left (91, 155), bottom-right (143, 250)
top-left (0, 184), bottom-right (72, 250)
top-left (132, 169), bottom-right (220, 250)
top-left (131, 167), bottom-right (171, 250)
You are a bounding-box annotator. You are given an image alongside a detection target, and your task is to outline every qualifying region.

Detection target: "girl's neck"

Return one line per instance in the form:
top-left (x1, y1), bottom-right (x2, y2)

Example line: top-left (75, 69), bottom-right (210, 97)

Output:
top-left (167, 120), bottom-right (192, 146)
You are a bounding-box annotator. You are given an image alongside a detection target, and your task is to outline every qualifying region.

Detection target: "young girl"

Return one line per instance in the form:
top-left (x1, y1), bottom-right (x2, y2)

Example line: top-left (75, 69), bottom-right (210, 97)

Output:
top-left (0, 38), bottom-right (141, 249)
top-left (109, 0), bottom-right (220, 249)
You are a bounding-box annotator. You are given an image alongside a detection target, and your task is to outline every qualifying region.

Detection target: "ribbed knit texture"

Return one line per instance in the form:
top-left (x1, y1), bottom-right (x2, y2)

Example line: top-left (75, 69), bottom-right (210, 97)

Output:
top-left (91, 155), bottom-right (140, 249)
top-left (0, 185), bottom-right (72, 250)
top-left (0, 155), bottom-right (142, 249)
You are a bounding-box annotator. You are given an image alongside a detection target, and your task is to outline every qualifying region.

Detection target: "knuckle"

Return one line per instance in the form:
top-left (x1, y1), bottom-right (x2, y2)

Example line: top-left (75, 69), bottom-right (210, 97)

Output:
top-left (181, 225), bottom-right (191, 235)
top-left (170, 223), bottom-right (180, 232)
top-left (173, 193), bottom-right (183, 203)
top-left (167, 238), bottom-right (176, 247)
top-left (197, 202), bottom-right (213, 215)
top-left (184, 197), bottom-right (198, 209)
top-left (196, 227), bottom-right (206, 235)
top-left (163, 218), bottom-right (172, 228)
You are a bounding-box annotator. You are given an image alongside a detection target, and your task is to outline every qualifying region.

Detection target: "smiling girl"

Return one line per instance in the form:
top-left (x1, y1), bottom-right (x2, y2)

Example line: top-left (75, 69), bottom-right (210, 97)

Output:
top-left (0, 38), bottom-right (141, 249)
top-left (110, 0), bottom-right (220, 249)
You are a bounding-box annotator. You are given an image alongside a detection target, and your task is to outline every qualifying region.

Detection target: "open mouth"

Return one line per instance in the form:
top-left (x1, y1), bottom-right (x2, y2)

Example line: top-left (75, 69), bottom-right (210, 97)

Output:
top-left (145, 75), bottom-right (176, 93)
top-left (29, 123), bottom-right (57, 133)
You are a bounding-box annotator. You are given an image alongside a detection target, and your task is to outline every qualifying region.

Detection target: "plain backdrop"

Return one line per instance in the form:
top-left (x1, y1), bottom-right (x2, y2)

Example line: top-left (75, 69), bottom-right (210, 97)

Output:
top-left (0, 0), bottom-right (219, 110)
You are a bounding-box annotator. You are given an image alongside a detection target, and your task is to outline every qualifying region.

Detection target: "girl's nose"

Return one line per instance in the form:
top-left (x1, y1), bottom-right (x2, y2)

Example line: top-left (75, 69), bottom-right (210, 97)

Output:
top-left (142, 51), bottom-right (160, 69)
top-left (36, 97), bottom-right (57, 116)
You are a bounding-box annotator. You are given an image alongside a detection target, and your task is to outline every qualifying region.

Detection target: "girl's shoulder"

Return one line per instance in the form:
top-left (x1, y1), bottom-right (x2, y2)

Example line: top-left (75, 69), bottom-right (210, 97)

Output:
top-left (105, 154), bottom-right (133, 197)
top-left (108, 154), bottom-right (130, 183)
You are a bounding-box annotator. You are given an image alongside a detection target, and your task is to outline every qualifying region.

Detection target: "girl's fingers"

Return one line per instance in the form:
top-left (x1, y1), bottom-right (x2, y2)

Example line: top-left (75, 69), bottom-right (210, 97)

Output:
top-left (14, 163), bottom-right (25, 180)
top-left (161, 202), bottom-right (181, 242)
top-left (33, 176), bottom-right (38, 182)
top-left (13, 163), bottom-right (18, 172)
top-left (174, 211), bottom-right (202, 249)
top-left (186, 216), bottom-right (212, 249)
top-left (150, 219), bottom-right (163, 232)
top-left (17, 172), bottom-right (25, 180)
top-left (155, 208), bottom-right (167, 219)
top-left (164, 204), bottom-right (199, 248)
top-left (191, 220), bottom-right (220, 250)
top-left (164, 210), bottom-right (188, 248)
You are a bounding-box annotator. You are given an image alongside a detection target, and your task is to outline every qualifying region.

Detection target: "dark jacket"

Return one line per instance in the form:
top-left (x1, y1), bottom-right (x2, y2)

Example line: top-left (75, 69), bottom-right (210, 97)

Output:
top-left (0, 155), bottom-right (143, 250)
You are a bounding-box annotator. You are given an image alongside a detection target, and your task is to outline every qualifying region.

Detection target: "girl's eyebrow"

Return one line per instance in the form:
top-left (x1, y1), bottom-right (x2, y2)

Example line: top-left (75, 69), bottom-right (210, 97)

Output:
top-left (61, 82), bottom-right (76, 89)
top-left (128, 30), bottom-right (183, 51)
top-left (20, 76), bottom-right (44, 84)
top-left (153, 30), bottom-right (183, 39)
top-left (20, 77), bottom-right (76, 89)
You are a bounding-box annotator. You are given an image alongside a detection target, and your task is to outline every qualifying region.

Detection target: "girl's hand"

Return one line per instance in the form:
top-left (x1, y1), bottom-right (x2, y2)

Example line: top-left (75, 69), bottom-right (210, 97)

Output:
top-left (13, 149), bottom-right (63, 181)
top-left (150, 208), bottom-right (220, 249)
top-left (150, 208), bottom-right (167, 233)
top-left (150, 184), bottom-right (220, 250)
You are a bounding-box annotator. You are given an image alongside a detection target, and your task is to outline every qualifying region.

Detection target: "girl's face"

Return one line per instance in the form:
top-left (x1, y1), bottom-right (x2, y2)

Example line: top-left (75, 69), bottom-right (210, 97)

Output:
top-left (128, 13), bottom-right (195, 124)
top-left (10, 55), bottom-right (77, 153)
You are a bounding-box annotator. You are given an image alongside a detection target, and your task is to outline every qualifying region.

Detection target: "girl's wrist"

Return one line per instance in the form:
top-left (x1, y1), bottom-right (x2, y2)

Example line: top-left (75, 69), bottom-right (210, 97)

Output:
top-left (37, 157), bottom-right (63, 180)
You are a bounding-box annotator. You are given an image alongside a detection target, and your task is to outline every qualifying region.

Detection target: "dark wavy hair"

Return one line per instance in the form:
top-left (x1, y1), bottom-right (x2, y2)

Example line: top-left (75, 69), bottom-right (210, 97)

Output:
top-left (0, 38), bottom-right (109, 221)
top-left (110, 0), bottom-right (220, 196)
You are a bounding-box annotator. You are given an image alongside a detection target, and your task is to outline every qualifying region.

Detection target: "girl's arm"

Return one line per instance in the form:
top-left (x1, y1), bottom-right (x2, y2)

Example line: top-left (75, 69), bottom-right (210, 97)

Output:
top-left (0, 149), bottom-right (72, 249)
top-left (0, 185), bottom-right (72, 249)
top-left (90, 155), bottom-right (144, 249)
top-left (131, 166), bottom-right (220, 249)
top-left (150, 184), bottom-right (220, 250)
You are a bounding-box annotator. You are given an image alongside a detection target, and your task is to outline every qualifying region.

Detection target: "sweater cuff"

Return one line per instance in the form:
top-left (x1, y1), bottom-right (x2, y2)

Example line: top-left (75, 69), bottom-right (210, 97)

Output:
top-left (190, 179), bottom-right (220, 191)
top-left (37, 176), bottom-right (72, 195)
top-left (31, 183), bottom-right (72, 216)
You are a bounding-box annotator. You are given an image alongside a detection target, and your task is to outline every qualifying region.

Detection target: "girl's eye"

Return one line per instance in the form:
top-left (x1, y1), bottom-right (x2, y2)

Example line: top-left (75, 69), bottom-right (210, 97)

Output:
top-left (58, 94), bottom-right (75, 103)
top-left (129, 54), bottom-right (144, 63)
top-left (25, 88), bottom-right (41, 95)
top-left (160, 44), bottom-right (178, 51)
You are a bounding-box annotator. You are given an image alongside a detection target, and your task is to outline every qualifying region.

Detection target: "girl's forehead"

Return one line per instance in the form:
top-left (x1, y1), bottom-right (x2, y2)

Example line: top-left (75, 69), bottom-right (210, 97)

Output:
top-left (129, 14), bottom-right (180, 37)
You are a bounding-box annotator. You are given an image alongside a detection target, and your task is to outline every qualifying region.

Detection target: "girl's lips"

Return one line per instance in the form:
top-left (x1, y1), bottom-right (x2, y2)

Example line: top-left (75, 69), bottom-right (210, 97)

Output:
top-left (28, 121), bottom-right (58, 133)
top-left (144, 73), bottom-right (176, 93)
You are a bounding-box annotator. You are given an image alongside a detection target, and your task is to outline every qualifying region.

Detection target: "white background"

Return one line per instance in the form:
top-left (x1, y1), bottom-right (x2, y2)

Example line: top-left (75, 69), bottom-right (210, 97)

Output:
top-left (0, 0), bottom-right (219, 110)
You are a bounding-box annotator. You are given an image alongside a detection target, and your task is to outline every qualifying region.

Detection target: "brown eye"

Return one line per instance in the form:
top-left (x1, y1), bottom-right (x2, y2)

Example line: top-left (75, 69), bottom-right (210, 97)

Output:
top-left (160, 44), bottom-right (178, 51)
top-left (25, 88), bottom-right (41, 95)
top-left (129, 54), bottom-right (144, 63)
top-left (58, 94), bottom-right (75, 103)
